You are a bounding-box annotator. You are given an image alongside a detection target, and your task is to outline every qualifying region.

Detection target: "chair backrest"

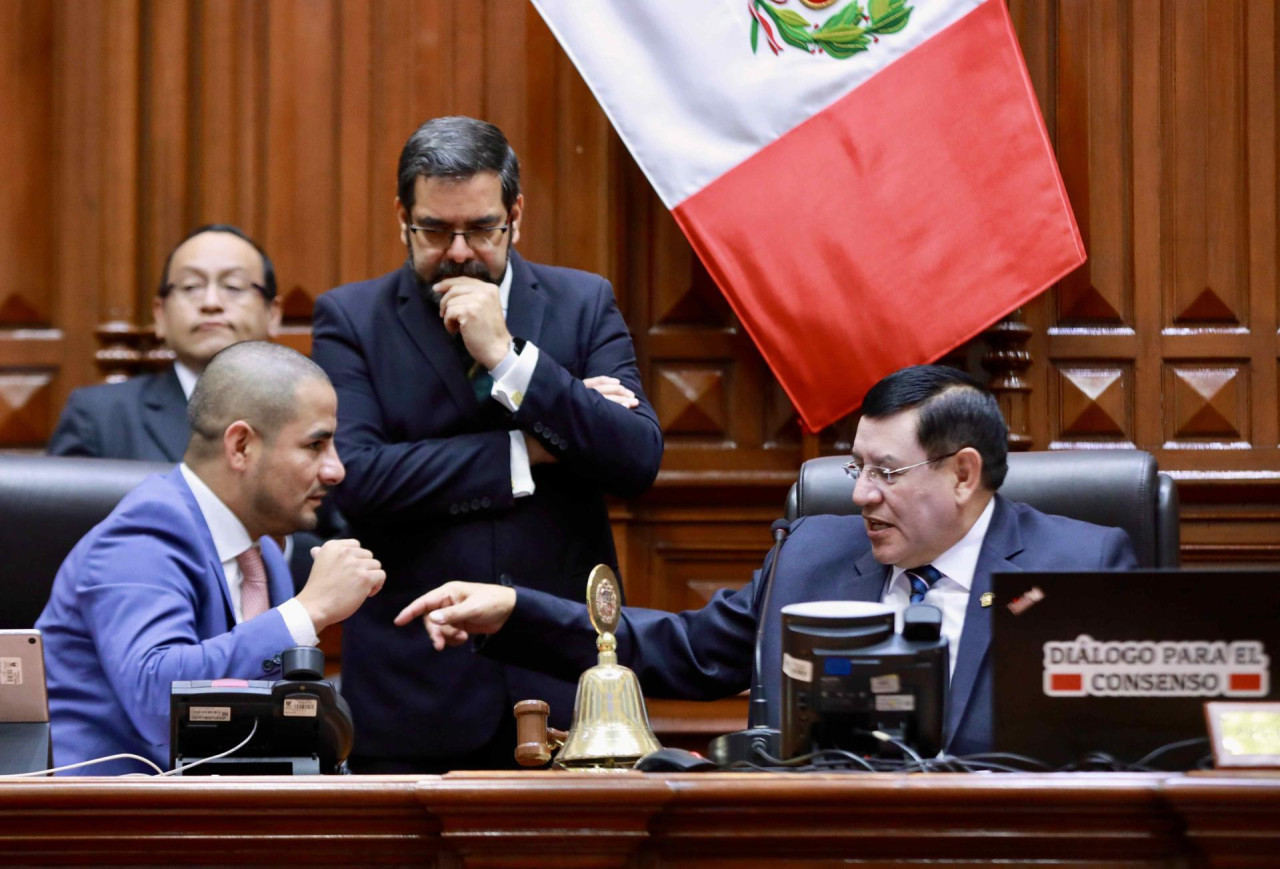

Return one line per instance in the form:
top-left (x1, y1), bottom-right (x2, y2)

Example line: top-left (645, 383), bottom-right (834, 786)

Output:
top-left (785, 449), bottom-right (1179, 568)
top-left (0, 455), bottom-right (171, 629)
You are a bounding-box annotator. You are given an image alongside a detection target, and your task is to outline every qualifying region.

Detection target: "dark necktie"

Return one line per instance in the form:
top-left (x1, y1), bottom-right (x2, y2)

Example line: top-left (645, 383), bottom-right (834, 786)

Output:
top-left (906, 564), bottom-right (942, 603)
top-left (459, 340), bottom-right (494, 402)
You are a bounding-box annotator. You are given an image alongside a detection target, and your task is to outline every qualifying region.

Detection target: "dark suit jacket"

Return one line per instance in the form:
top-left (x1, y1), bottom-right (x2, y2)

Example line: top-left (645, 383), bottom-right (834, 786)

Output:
top-left (35, 468), bottom-right (296, 775)
top-left (484, 495), bottom-right (1138, 757)
top-left (311, 253), bottom-right (663, 761)
top-left (47, 368), bottom-right (189, 461)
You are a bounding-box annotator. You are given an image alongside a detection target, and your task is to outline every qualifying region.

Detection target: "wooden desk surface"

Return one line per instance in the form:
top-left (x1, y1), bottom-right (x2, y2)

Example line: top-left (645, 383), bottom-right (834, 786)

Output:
top-left (3, 770), bottom-right (1278, 867)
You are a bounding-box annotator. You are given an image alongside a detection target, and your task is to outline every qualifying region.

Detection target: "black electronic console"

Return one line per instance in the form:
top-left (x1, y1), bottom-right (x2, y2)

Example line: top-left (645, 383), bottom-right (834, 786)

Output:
top-left (780, 601), bottom-right (948, 760)
top-left (169, 647), bottom-right (353, 775)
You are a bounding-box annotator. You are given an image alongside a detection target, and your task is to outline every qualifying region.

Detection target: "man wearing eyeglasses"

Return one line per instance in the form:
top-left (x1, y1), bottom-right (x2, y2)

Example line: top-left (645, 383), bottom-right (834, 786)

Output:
top-left (49, 224), bottom-right (281, 462)
top-left (46, 225), bottom-right (336, 590)
top-left (395, 365), bottom-right (1135, 758)
top-left (311, 116), bottom-right (662, 773)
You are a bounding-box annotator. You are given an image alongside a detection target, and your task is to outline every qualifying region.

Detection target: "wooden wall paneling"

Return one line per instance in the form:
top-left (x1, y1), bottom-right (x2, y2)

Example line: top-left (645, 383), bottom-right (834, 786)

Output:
top-left (56, 2), bottom-right (119, 393)
top-left (1056, 0), bottom-right (1133, 330)
top-left (101, 0), bottom-right (142, 329)
top-left (1244, 0), bottom-right (1279, 454)
top-left (140, 0), bottom-right (192, 318)
top-left (1164, 0), bottom-right (1247, 331)
top-left (264, 0), bottom-right (340, 336)
top-left (0, 0), bottom-right (59, 448)
top-left (1045, 0), bottom-right (1139, 453)
top-left (336, 1), bottom-right (373, 289)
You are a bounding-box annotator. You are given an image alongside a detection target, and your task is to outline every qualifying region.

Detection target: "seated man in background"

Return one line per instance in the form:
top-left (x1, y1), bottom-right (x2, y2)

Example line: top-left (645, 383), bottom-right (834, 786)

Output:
top-left (48, 224), bottom-right (281, 461)
top-left (47, 223), bottom-right (337, 587)
top-left (396, 365), bottom-right (1138, 757)
top-left (37, 342), bottom-right (385, 775)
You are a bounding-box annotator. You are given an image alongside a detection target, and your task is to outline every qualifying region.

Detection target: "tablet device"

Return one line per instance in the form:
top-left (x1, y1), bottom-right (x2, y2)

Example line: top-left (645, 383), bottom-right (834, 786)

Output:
top-left (0, 629), bottom-right (48, 724)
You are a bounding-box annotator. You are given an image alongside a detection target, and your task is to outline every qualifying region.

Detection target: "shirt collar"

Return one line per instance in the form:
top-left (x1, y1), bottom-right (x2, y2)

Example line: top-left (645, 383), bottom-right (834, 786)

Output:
top-left (497, 260), bottom-right (513, 316)
top-left (890, 496), bottom-right (996, 592)
top-left (179, 463), bottom-right (255, 564)
top-left (173, 361), bottom-right (200, 400)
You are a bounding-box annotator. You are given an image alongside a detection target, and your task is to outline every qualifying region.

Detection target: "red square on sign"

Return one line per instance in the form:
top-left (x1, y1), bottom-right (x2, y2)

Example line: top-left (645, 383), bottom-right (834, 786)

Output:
top-left (1230, 673), bottom-right (1262, 692)
top-left (1051, 673), bottom-right (1082, 691)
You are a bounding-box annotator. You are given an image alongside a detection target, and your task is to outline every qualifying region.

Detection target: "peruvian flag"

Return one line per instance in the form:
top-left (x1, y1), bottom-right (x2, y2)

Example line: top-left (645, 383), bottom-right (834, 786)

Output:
top-left (531, 0), bottom-right (1083, 432)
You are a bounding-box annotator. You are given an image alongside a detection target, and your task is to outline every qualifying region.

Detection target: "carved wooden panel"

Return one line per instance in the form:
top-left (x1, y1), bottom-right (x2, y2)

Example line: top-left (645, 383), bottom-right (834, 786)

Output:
top-left (1054, 0), bottom-right (1134, 328)
top-left (1050, 363), bottom-right (1133, 448)
top-left (0, 371), bottom-right (55, 448)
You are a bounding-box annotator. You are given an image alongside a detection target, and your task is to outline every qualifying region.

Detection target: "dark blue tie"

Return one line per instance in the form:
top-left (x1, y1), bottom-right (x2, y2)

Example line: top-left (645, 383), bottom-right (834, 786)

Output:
top-left (906, 564), bottom-right (942, 603)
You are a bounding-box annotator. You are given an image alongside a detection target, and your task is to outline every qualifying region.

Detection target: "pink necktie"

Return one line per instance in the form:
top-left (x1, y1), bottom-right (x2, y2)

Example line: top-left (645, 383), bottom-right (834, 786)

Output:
top-left (237, 545), bottom-right (270, 620)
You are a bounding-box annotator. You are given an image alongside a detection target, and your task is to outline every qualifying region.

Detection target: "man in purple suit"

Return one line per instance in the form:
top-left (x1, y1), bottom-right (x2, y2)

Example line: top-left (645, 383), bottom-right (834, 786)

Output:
top-left (396, 365), bottom-right (1137, 757)
top-left (37, 342), bottom-right (385, 774)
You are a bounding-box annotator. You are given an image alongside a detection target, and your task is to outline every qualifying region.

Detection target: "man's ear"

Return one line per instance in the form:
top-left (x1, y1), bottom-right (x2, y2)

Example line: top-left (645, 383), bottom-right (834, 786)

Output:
top-left (508, 193), bottom-right (524, 246)
top-left (953, 447), bottom-right (984, 503)
top-left (223, 420), bottom-right (258, 472)
top-left (152, 296), bottom-right (169, 343)
top-left (395, 196), bottom-right (410, 247)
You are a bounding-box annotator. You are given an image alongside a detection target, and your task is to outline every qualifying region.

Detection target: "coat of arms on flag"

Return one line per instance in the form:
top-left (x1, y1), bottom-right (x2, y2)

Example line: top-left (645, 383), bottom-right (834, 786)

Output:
top-left (749, 0), bottom-right (913, 58)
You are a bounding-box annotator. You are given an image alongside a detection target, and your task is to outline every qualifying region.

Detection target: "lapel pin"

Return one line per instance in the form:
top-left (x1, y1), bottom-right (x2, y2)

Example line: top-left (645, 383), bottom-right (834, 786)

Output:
top-left (980, 592), bottom-right (994, 608)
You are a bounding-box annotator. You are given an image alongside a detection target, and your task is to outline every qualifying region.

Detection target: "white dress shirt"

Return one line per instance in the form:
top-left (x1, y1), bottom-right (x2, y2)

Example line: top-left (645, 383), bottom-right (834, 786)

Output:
top-left (880, 497), bottom-right (996, 678)
top-left (479, 262), bottom-right (541, 497)
top-left (179, 463), bottom-right (318, 646)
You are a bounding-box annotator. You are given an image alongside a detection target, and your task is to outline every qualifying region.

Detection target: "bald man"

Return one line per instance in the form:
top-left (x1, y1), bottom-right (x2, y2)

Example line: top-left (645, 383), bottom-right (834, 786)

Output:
top-left (36, 342), bottom-right (384, 775)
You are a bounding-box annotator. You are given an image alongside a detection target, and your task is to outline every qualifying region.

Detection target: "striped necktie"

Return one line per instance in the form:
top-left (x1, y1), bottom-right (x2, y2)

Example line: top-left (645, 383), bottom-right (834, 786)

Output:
top-left (906, 564), bottom-right (942, 603)
top-left (237, 545), bottom-right (270, 620)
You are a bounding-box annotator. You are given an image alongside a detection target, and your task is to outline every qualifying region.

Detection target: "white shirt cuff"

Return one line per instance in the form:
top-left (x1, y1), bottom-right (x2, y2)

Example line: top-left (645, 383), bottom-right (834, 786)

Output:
top-left (490, 342), bottom-right (539, 413)
top-left (509, 430), bottom-right (535, 498)
top-left (278, 598), bottom-right (320, 646)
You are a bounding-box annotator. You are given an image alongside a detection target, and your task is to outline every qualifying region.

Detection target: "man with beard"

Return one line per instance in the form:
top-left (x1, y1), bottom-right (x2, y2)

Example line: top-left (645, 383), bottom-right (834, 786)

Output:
top-left (311, 116), bottom-right (663, 773)
top-left (37, 342), bottom-right (385, 774)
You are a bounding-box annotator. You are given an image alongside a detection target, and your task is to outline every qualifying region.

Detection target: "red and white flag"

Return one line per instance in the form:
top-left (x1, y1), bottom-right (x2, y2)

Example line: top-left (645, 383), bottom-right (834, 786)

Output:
top-left (532, 0), bottom-right (1083, 431)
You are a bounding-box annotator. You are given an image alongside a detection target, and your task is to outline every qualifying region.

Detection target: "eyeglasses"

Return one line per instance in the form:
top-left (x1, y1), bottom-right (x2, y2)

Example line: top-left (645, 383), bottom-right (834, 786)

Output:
top-left (842, 450), bottom-right (960, 487)
top-left (407, 222), bottom-right (512, 251)
top-left (162, 280), bottom-right (267, 305)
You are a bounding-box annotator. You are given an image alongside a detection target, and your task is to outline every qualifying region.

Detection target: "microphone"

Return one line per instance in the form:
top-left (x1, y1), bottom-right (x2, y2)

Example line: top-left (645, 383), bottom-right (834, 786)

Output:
top-left (708, 518), bottom-right (790, 767)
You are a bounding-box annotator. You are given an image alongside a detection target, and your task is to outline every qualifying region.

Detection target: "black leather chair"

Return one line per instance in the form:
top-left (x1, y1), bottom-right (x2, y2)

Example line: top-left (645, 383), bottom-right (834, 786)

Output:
top-left (0, 455), bottom-right (170, 629)
top-left (785, 450), bottom-right (1179, 568)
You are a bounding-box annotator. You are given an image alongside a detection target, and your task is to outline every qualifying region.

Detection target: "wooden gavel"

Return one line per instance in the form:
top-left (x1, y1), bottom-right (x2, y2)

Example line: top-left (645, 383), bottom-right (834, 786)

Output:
top-left (513, 699), bottom-right (569, 767)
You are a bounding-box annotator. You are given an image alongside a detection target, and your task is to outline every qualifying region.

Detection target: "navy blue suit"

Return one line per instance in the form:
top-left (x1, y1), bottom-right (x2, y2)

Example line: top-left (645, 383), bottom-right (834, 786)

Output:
top-left (311, 253), bottom-right (663, 765)
top-left (36, 469), bottom-right (296, 775)
top-left (47, 368), bottom-right (189, 462)
top-left (484, 495), bottom-right (1137, 756)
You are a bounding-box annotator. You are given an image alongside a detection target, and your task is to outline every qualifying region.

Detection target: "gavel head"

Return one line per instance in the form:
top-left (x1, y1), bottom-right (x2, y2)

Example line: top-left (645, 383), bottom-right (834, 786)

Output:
top-left (513, 699), bottom-right (568, 767)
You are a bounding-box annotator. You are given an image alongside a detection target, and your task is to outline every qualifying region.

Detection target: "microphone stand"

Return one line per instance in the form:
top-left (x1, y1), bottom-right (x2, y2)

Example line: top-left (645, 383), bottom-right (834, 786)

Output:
top-left (707, 518), bottom-right (789, 767)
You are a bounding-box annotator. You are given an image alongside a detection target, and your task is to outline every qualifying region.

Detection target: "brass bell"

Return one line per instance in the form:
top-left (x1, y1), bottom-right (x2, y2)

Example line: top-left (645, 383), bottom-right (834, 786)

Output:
top-left (514, 565), bottom-right (660, 770)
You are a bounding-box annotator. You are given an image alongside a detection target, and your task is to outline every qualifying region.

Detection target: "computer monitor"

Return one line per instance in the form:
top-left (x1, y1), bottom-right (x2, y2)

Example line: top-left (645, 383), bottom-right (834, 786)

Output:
top-left (992, 569), bottom-right (1279, 768)
top-left (780, 601), bottom-right (948, 760)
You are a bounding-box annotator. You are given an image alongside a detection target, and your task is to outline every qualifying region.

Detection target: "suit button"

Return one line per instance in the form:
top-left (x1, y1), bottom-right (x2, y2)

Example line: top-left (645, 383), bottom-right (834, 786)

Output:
top-left (533, 422), bottom-right (544, 434)
top-left (471, 499), bottom-right (482, 510)
top-left (459, 502), bottom-right (470, 513)
top-left (481, 497), bottom-right (491, 508)
top-left (449, 504), bottom-right (459, 515)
